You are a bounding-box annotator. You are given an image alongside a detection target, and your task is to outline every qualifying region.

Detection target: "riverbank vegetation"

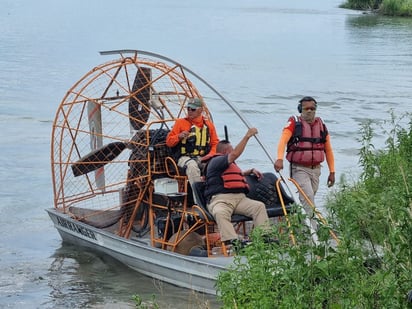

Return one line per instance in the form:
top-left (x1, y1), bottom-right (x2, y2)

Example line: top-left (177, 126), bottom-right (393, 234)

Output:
top-left (341, 0), bottom-right (412, 16)
top-left (216, 111), bottom-right (412, 308)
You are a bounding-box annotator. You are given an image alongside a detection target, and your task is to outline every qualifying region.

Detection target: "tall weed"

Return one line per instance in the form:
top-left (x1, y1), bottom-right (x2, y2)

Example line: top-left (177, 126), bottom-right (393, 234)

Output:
top-left (381, 0), bottom-right (412, 15)
top-left (216, 111), bottom-right (412, 308)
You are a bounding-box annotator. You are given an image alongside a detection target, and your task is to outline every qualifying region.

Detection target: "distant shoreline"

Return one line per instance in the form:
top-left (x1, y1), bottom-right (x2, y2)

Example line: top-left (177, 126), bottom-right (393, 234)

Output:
top-left (340, 0), bottom-right (412, 17)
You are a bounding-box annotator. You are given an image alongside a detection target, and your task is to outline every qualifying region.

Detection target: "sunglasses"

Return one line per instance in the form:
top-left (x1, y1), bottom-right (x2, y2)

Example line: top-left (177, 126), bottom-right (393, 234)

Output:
top-left (303, 107), bottom-right (316, 111)
top-left (187, 107), bottom-right (198, 112)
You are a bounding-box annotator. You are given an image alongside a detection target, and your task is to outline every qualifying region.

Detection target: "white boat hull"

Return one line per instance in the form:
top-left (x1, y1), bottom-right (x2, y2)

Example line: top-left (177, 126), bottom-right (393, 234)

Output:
top-left (46, 208), bottom-right (231, 295)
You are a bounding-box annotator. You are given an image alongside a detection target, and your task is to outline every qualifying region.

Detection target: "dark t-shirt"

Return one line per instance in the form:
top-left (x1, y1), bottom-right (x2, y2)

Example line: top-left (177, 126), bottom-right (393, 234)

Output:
top-left (204, 154), bottom-right (247, 200)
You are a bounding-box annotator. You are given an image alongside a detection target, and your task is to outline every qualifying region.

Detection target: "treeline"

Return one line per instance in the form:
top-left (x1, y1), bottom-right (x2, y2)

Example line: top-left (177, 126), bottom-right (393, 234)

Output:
top-left (341, 0), bottom-right (412, 16)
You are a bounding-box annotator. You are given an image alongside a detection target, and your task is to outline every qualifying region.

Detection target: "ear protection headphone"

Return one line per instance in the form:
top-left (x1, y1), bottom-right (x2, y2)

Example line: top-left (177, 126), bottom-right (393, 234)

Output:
top-left (297, 96), bottom-right (317, 113)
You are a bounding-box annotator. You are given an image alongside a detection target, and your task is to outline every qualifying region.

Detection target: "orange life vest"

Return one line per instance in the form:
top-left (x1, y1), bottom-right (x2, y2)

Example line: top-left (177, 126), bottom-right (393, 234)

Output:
top-left (221, 162), bottom-right (249, 190)
top-left (204, 154), bottom-right (249, 197)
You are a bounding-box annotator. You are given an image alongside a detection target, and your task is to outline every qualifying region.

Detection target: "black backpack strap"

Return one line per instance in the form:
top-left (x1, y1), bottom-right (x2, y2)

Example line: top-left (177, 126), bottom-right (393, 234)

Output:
top-left (287, 116), bottom-right (301, 147)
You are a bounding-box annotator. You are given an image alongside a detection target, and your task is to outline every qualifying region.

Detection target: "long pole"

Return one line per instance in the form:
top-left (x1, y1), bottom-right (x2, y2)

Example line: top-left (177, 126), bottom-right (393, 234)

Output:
top-left (100, 51), bottom-right (275, 160)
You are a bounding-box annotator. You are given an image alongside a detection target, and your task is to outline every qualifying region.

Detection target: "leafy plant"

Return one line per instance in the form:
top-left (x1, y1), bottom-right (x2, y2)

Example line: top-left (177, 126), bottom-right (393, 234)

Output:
top-left (216, 111), bottom-right (412, 308)
top-left (132, 294), bottom-right (159, 309)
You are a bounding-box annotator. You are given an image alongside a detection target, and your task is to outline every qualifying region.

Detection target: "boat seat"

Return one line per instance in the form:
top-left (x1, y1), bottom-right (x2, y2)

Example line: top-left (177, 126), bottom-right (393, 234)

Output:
top-left (191, 181), bottom-right (252, 223)
top-left (165, 156), bottom-right (185, 177)
top-left (188, 181), bottom-right (251, 257)
top-left (245, 172), bottom-right (294, 217)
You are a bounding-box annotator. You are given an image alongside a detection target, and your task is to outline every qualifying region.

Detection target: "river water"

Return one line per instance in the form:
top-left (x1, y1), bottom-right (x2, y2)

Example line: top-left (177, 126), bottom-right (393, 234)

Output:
top-left (1, 0), bottom-right (411, 308)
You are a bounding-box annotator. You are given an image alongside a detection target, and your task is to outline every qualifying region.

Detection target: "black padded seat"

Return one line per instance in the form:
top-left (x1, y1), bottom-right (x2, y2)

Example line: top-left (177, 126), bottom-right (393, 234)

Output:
top-left (245, 172), bottom-right (294, 217)
top-left (191, 181), bottom-right (252, 223)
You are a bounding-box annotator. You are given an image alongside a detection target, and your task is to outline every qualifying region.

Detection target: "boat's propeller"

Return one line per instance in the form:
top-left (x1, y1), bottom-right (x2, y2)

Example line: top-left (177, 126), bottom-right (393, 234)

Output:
top-left (129, 67), bottom-right (151, 130)
top-left (71, 123), bottom-right (170, 177)
top-left (71, 141), bottom-right (128, 176)
top-left (72, 66), bottom-right (160, 177)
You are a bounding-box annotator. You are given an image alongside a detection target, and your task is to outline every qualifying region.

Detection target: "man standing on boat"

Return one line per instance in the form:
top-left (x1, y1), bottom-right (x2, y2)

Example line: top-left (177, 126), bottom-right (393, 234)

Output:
top-left (203, 128), bottom-right (271, 246)
top-left (274, 96), bottom-right (335, 230)
top-left (166, 97), bottom-right (219, 187)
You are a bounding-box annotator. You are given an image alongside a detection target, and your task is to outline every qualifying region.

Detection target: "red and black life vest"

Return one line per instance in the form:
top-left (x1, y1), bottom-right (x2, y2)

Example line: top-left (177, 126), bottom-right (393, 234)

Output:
top-left (286, 116), bottom-right (327, 166)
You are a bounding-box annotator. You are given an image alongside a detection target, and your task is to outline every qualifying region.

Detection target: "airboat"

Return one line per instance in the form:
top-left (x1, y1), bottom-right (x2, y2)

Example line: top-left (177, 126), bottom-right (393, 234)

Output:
top-left (46, 49), bottom-right (298, 295)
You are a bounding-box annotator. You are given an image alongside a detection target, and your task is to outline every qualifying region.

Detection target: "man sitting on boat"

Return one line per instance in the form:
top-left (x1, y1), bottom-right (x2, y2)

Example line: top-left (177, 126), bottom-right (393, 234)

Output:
top-left (166, 97), bottom-right (219, 188)
top-left (203, 128), bottom-right (271, 248)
